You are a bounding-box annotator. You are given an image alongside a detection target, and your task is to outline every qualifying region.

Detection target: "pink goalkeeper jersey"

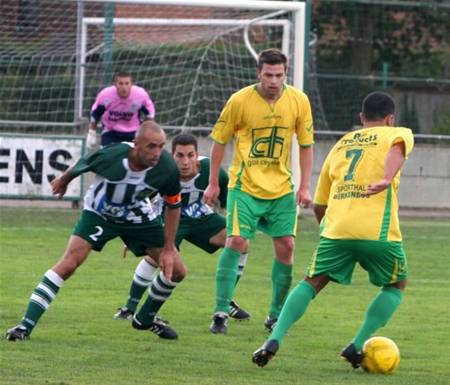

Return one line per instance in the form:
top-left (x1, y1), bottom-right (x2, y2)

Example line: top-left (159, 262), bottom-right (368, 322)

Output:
top-left (90, 85), bottom-right (155, 133)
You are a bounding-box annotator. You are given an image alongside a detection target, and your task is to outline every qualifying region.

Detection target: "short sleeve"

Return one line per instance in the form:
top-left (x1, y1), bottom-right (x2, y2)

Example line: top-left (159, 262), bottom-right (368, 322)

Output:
top-left (210, 97), bottom-right (237, 145)
top-left (296, 92), bottom-right (314, 147)
top-left (161, 167), bottom-right (182, 209)
top-left (313, 151), bottom-right (332, 206)
top-left (69, 147), bottom-right (107, 178)
top-left (389, 127), bottom-right (414, 159)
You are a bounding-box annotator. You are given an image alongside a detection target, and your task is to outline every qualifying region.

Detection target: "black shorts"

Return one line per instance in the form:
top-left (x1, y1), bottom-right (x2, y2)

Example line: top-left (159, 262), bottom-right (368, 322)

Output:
top-left (101, 130), bottom-right (136, 146)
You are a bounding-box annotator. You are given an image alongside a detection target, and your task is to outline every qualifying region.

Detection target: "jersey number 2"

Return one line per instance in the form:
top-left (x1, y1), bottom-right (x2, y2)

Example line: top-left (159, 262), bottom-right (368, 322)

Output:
top-left (89, 226), bottom-right (104, 242)
top-left (344, 149), bottom-right (363, 181)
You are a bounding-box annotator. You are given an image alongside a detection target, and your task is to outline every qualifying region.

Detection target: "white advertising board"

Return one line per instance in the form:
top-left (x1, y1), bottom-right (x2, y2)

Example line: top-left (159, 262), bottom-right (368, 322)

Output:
top-left (0, 134), bottom-right (84, 199)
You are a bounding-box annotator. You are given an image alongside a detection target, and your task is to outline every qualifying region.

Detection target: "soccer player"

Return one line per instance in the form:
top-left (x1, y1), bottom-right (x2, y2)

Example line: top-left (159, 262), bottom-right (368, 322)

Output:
top-left (114, 133), bottom-right (251, 322)
top-left (86, 72), bottom-right (155, 149)
top-left (5, 121), bottom-right (186, 341)
top-left (204, 48), bottom-right (314, 334)
top-left (252, 91), bottom-right (414, 368)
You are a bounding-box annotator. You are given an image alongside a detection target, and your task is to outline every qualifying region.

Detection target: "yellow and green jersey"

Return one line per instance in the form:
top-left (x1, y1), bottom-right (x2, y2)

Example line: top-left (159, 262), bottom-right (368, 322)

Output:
top-left (314, 126), bottom-right (414, 241)
top-left (210, 84), bottom-right (314, 200)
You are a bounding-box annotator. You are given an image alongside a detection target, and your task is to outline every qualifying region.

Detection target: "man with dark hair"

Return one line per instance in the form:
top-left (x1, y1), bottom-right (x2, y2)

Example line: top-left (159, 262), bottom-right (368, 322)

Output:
top-left (362, 91), bottom-right (395, 120)
top-left (87, 72), bottom-right (155, 149)
top-left (256, 48), bottom-right (288, 71)
top-left (6, 121), bottom-right (186, 341)
top-left (204, 48), bottom-right (314, 334)
top-left (114, 133), bottom-right (251, 322)
top-left (252, 91), bottom-right (414, 369)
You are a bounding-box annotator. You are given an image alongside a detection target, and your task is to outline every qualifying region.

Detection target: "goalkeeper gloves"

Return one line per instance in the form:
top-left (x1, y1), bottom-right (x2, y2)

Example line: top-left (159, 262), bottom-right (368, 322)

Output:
top-left (86, 129), bottom-right (98, 150)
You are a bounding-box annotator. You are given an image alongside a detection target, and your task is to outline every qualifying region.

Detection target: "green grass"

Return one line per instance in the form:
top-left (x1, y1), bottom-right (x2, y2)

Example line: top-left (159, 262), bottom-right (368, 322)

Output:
top-left (1, 207), bottom-right (449, 385)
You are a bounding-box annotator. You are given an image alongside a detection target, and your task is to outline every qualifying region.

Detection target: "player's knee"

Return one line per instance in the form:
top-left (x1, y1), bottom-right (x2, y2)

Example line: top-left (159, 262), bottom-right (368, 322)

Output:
top-left (171, 261), bottom-right (187, 282)
top-left (209, 229), bottom-right (226, 248)
top-left (304, 275), bottom-right (329, 294)
top-left (226, 236), bottom-right (248, 252)
top-left (389, 279), bottom-right (407, 291)
top-left (53, 255), bottom-right (81, 279)
top-left (275, 237), bottom-right (295, 261)
top-left (144, 255), bottom-right (158, 266)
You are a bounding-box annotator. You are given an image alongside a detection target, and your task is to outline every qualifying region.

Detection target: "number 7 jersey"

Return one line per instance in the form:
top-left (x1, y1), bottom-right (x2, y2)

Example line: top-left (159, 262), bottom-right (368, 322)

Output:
top-left (314, 126), bottom-right (414, 241)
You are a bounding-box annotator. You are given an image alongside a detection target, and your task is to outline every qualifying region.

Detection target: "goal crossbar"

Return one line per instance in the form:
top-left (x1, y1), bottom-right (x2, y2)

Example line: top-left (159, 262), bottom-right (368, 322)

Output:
top-left (78, 17), bottom-right (297, 118)
top-left (83, 0), bottom-right (305, 12)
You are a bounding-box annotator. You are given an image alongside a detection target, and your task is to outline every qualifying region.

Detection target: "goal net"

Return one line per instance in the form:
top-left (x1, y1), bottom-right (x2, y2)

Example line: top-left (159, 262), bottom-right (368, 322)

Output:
top-left (0, 0), bottom-right (306, 134)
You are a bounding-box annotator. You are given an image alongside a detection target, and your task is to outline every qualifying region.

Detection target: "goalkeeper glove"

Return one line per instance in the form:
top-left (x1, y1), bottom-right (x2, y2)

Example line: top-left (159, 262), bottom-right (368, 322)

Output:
top-left (86, 129), bottom-right (98, 150)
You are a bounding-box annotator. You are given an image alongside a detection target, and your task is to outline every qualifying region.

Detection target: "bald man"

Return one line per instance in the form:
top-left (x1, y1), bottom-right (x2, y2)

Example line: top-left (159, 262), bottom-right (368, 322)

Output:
top-left (6, 121), bottom-right (186, 342)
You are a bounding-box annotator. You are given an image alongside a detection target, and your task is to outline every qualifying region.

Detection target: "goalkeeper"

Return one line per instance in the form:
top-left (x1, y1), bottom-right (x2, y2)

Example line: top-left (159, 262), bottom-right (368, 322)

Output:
top-left (86, 71), bottom-right (155, 149)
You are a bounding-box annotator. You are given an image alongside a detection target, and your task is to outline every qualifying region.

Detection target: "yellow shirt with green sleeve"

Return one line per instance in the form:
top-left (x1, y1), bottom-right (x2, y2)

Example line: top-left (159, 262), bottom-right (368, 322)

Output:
top-left (210, 84), bottom-right (314, 200)
top-left (314, 126), bottom-right (414, 241)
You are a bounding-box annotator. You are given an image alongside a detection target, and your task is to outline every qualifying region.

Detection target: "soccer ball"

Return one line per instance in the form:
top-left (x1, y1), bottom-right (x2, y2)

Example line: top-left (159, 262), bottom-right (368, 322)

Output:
top-left (361, 336), bottom-right (400, 374)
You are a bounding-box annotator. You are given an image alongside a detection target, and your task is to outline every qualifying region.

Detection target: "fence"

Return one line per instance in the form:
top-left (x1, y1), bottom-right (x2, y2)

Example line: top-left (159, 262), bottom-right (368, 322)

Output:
top-left (0, 0), bottom-right (448, 135)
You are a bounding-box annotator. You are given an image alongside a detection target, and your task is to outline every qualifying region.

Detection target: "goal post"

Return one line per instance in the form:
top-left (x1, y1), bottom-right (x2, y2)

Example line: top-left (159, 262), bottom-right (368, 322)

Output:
top-left (78, 16), bottom-right (295, 120)
top-left (75, 0), bottom-right (306, 122)
top-left (75, 0), bottom-right (306, 190)
top-left (0, 0), bottom-right (306, 131)
top-left (0, 0), bottom-right (307, 192)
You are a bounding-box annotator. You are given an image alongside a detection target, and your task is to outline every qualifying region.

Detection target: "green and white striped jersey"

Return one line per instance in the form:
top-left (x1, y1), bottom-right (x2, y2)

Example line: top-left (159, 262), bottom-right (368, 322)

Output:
top-left (180, 157), bottom-right (228, 218)
top-left (69, 143), bottom-right (180, 224)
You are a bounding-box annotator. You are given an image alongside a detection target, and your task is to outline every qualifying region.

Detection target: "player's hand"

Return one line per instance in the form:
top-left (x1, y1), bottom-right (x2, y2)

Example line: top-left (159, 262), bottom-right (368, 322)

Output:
top-left (51, 176), bottom-right (68, 199)
top-left (296, 187), bottom-right (312, 208)
top-left (86, 129), bottom-right (98, 150)
top-left (159, 246), bottom-right (176, 281)
top-left (203, 183), bottom-right (220, 206)
top-left (363, 179), bottom-right (391, 196)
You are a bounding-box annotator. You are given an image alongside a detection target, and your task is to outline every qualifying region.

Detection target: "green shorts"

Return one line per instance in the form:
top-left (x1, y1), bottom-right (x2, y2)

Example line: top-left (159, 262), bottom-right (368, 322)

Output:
top-left (176, 213), bottom-right (225, 254)
top-left (226, 189), bottom-right (297, 239)
top-left (73, 210), bottom-right (165, 256)
top-left (305, 237), bottom-right (408, 287)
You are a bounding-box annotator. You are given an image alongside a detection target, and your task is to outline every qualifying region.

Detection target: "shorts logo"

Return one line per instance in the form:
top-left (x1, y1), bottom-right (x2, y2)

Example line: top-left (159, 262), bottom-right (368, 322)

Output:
top-left (250, 126), bottom-right (286, 158)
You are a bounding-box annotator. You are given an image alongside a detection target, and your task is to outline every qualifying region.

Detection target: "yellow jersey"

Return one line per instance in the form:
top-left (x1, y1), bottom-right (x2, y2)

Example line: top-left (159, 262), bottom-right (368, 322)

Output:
top-left (210, 84), bottom-right (314, 199)
top-left (314, 126), bottom-right (414, 241)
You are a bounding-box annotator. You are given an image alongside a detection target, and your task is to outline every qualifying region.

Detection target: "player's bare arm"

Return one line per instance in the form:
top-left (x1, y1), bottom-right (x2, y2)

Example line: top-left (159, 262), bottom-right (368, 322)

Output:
top-left (51, 168), bottom-right (76, 198)
top-left (204, 141), bottom-right (226, 205)
top-left (364, 142), bottom-right (406, 196)
top-left (313, 204), bottom-right (327, 224)
top-left (159, 206), bottom-right (181, 280)
top-left (297, 145), bottom-right (313, 207)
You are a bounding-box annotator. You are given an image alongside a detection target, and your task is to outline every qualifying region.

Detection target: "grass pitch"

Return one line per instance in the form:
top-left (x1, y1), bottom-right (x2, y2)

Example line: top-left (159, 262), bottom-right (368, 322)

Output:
top-left (0, 207), bottom-right (449, 385)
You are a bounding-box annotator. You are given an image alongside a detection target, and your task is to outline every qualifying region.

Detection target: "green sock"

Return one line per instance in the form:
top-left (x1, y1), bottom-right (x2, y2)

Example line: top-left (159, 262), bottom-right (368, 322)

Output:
top-left (21, 270), bottom-right (64, 333)
top-left (125, 259), bottom-right (157, 312)
top-left (214, 247), bottom-right (240, 314)
top-left (270, 280), bottom-right (316, 344)
top-left (269, 259), bottom-right (293, 318)
top-left (125, 282), bottom-right (148, 313)
top-left (135, 272), bottom-right (177, 326)
top-left (352, 286), bottom-right (403, 350)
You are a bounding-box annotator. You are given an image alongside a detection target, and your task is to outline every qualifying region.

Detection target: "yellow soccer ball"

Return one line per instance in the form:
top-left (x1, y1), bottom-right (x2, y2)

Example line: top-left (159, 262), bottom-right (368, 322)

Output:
top-left (361, 336), bottom-right (400, 374)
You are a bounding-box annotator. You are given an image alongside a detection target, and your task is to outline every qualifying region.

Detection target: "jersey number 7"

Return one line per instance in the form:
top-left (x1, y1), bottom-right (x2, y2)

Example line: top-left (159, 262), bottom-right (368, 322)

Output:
top-left (344, 149), bottom-right (363, 181)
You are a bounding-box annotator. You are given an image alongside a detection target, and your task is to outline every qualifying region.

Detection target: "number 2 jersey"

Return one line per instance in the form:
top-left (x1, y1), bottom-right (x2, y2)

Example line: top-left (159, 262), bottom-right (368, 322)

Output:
top-left (314, 126), bottom-right (414, 241)
top-left (68, 143), bottom-right (181, 224)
